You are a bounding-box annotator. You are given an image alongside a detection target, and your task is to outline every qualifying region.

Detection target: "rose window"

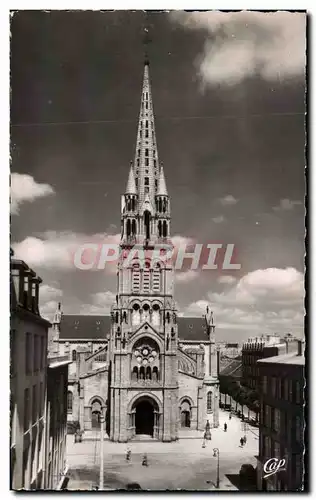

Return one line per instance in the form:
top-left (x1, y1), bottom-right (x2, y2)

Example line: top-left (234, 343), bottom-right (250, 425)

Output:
top-left (134, 344), bottom-right (158, 365)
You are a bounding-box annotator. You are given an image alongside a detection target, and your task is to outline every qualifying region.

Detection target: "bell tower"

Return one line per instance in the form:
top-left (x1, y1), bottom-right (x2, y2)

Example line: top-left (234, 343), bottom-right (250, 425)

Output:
top-left (109, 46), bottom-right (178, 442)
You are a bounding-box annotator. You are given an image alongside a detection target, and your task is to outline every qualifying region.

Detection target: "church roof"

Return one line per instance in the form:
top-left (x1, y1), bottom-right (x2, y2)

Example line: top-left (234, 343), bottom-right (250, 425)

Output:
top-left (59, 315), bottom-right (111, 339)
top-left (59, 314), bottom-right (208, 341)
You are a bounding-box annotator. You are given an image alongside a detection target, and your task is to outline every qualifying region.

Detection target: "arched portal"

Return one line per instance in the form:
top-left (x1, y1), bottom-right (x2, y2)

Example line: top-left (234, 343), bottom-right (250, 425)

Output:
top-left (132, 396), bottom-right (158, 437)
top-left (180, 399), bottom-right (192, 428)
top-left (91, 399), bottom-right (102, 429)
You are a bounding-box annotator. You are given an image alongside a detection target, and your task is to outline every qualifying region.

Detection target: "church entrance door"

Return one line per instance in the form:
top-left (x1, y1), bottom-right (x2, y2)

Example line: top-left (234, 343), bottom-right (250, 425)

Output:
top-left (92, 411), bottom-right (101, 429)
top-left (181, 410), bottom-right (191, 428)
top-left (135, 400), bottom-right (154, 436)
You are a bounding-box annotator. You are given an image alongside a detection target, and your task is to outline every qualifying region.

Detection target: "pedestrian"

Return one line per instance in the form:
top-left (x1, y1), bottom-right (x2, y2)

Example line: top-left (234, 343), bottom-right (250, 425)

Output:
top-left (224, 422), bottom-right (227, 432)
top-left (126, 449), bottom-right (131, 462)
top-left (142, 453), bottom-right (148, 466)
top-left (240, 437), bottom-right (244, 447)
top-left (243, 435), bottom-right (247, 445)
top-left (229, 413), bottom-right (232, 420)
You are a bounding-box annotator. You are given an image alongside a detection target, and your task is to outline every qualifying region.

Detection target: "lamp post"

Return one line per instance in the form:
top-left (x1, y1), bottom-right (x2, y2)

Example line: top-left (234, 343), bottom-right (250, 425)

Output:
top-left (213, 448), bottom-right (220, 489)
top-left (99, 410), bottom-right (105, 490)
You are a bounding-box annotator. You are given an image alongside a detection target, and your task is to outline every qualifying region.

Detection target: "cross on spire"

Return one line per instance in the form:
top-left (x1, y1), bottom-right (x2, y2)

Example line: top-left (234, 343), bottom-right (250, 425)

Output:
top-left (143, 24), bottom-right (152, 65)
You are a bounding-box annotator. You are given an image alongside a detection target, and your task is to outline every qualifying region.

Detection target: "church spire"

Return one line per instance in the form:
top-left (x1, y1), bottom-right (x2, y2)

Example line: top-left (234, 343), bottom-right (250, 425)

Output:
top-left (157, 164), bottom-right (168, 196)
top-left (125, 162), bottom-right (137, 194)
top-left (133, 39), bottom-right (160, 206)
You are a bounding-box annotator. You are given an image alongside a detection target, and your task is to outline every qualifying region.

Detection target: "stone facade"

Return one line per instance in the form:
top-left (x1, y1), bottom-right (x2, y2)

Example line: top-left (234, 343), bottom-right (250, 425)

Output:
top-left (54, 60), bottom-right (220, 441)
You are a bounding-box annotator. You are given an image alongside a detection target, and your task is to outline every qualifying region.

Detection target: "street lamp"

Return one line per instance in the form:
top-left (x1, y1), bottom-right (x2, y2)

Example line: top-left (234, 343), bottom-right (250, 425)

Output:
top-left (213, 448), bottom-right (220, 489)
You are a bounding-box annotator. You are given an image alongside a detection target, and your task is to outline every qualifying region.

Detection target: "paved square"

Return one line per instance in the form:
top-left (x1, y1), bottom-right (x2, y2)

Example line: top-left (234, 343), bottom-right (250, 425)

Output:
top-left (66, 410), bottom-right (258, 490)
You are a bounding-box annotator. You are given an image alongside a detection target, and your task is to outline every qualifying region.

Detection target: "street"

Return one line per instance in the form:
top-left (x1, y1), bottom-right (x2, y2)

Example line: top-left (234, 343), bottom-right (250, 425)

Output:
top-left (66, 409), bottom-right (258, 490)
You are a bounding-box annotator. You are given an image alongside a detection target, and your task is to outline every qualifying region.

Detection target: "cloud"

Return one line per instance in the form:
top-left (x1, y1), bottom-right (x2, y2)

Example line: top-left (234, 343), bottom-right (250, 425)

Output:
top-left (184, 267), bottom-right (304, 336)
top-left (212, 215), bottom-right (225, 224)
top-left (39, 283), bottom-right (63, 320)
top-left (169, 11), bottom-right (306, 86)
top-left (219, 195), bottom-right (238, 206)
top-left (12, 231), bottom-right (121, 272)
top-left (80, 291), bottom-right (116, 315)
top-left (10, 173), bottom-right (55, 214)
top-left (217, 275), bottom-right (237, 285)
top-left (273, 198), bottom-right (303, 212)
top-left (175, 270), bottom-right (200, 283)
top-left (171, 235), bottom-right (195, 248)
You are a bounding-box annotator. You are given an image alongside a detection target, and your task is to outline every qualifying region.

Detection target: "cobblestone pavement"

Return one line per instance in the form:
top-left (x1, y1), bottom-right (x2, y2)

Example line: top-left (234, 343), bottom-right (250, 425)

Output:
top-left (66, 409), bottom-right (258, 491)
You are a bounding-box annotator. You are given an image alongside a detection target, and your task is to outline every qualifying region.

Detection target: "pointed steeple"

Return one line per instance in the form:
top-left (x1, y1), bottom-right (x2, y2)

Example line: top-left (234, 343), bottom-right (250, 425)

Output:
top-left (157, 164), bottom-right (168, 196)
top-left (133, 61), bottom-right (160, 206)
top-left (125, 162), bottom-right (137, 194)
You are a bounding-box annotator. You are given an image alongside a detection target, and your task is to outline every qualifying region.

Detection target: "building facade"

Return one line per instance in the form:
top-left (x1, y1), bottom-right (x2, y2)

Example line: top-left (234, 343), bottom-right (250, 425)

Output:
top-left (242, 335), bottom-right (299, 392)
top-left (54, 60), bottom-right (220, 441)
top-left (10, 257), bottom-right (50, 490)
top-left (10, 253), bottom-right (70, 490)
top-left (256, 341), bottom-right (305, 491)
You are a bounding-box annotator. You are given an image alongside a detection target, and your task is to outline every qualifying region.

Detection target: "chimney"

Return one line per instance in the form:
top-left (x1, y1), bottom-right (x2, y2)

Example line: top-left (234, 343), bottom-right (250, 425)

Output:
top-left (297, 340), bottom-right (303, 356)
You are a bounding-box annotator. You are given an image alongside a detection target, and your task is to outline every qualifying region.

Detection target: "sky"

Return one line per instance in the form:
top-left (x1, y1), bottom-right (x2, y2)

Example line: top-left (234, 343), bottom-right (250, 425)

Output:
top-left (10, 10), bottom-right (306, 342)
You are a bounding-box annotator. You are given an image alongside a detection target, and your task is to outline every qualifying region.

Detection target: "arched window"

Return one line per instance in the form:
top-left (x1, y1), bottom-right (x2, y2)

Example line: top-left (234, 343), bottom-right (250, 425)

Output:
top-left (146, 367), bottom-right (151, 380)
top-left (152, 304), bottom-right (160, 326)
top-left (207, 391), bottom-right (212, 413)
top-left (67, 391), bottom-right (73, 413)
top-left (72, 350), bottom-right (77, 362)
top-left (126, 219), bottom-right (131, 237)
top-left (153, 366), bottom-right (158, 381)
top-left (152, 264), bottom-right (161, 293)
top-left (132, 263), bottom-right (140, 292)
top-left (140, 366), bottom-right (145, 380)
top-left (143, 262), bottom-right (151, 293)
top-left (132, 366), bottom-right (138, 381)
top-left (132, 303), bottom-right (140, 326)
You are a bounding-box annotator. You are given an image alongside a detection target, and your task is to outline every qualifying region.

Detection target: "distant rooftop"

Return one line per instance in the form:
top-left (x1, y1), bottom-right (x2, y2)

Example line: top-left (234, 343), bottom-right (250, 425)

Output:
top-left (258, 352), bottom-right (305, 366)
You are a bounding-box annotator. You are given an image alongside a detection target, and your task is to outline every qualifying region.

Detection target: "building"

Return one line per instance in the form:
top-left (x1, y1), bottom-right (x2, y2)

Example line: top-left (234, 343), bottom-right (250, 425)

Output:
top-left (256, 341), bottom-right (305, 491)
top-left (10, 256), bottom-right (50, 490)
top-left (54, 59), bottom-right (220, 441)
top-left (241, 335), bottom-right (299, 392)
top-left (45, 353), bottom-right (71, 490)
top-left (10, 252), bottom-right (70, 490)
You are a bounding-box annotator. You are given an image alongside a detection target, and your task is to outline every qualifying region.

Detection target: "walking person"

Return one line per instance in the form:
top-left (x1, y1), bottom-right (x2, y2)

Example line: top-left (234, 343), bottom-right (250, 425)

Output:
top-left (224, 422), bottom-right (227, 432)
top-left (243, 435), bottom-right (247, 445)
top-left (240, 437), bottom-right (244, 447)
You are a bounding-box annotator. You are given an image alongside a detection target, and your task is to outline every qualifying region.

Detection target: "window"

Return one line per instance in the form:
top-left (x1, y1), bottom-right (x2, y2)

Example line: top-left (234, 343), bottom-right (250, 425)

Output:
top-left (32, 385), bottom-right (37, 424)
top-left (25, 333), bottom-right (32, 374)
top-left (132, 263), bottom-right (140, 292)
top-left (274, 440), bottom-right (280, 457)
top-left (146, 120), bottom-right (148, 128)
top-left (154, 159), bottom-right (156, 167)
top-left (284, 379), bottom-right (288, 400)
top-left (143, 264), bottom-right (150, 293)
top-left (145, 102), bottom-right (148, 109)
top-left (145, 130), bottom-right (149, 138)
top-left (207, 391), bottom-right (212, 413)
top-left (145, 158), bottom-right (149, 166)
top-left (40, 336), bottom-right (45, 369)
top-left (264, 404), bottom-right (270, 427)
top-left (33, 335), bottom-right (39, 371)
top-left (273, 408), bottom-right (281, 432)
top-left (145, 148), bottom-right (149, 156)
top-left (295, 381), bottom-right (301, 404)
top-left (295, 416), bottom-right (301, 442)
top-left (67, 391), bottom-right (73, 413)
top-left (271, 377), bottom-right (276, 397)
top-left (72, 350), bottom-right (77, 362)
top-left (39, 382), bottom-right (44, 418)
top-left (264, 436), bottom-right (271, 457)
top-left (145, 177), bottom-right (149, 186)
top-left (24, 388), bottom-right (30, 431)
top-left (152, 264), bottom-right (161, 292)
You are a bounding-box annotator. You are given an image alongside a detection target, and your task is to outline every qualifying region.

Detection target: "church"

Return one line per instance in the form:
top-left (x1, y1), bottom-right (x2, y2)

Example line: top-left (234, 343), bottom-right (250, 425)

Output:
top-left (49, 58), bottom-right (219, 442)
